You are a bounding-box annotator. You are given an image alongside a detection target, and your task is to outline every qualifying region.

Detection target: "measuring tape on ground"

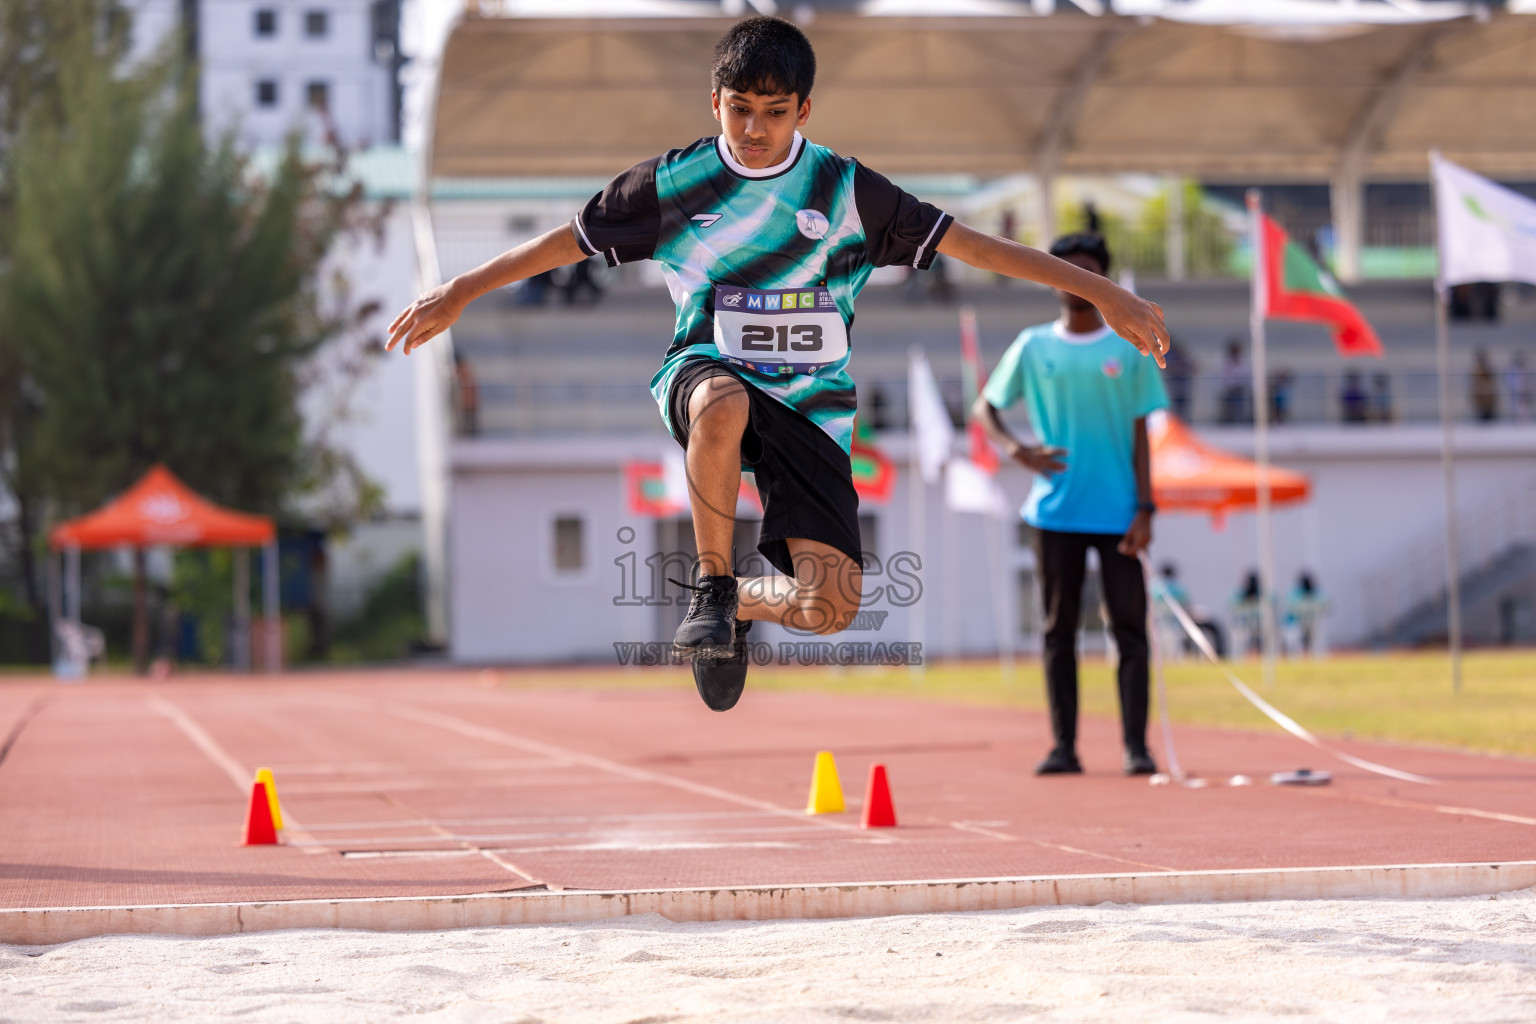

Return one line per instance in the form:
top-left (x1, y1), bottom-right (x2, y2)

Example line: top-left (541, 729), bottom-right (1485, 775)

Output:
top-left (1148, 564), bottom-right (1436, 786)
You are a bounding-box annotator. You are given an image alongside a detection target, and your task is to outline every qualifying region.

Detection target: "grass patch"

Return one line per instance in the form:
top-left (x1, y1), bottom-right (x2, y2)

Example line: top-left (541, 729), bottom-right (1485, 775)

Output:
top-left (492, 650), bottom-right (1536, 759)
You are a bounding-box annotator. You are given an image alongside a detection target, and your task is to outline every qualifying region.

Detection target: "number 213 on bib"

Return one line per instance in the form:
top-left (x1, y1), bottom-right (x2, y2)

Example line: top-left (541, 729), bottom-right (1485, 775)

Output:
top-left (712, 286), bottom-right (849, 375)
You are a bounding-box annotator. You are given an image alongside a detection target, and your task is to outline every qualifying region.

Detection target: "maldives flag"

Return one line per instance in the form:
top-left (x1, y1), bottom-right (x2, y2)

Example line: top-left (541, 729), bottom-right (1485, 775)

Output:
top-left (1260, 215), bottom-right (1383, 357)
top-left (957, 307), bottom-right (1001, 473)
top-left (624, 460), bottom-right (684, 517)
top-left (850, 417), bottom-right (895, 505)
top-left (625, 457), bottom-right (763, 517)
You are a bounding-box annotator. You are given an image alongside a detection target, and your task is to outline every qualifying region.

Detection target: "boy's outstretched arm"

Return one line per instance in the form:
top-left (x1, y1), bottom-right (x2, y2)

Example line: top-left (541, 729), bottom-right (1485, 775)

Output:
top-left (386, 225), bottom-right (588, 354)
top-left (937, 222), bottom-right (1170, 367)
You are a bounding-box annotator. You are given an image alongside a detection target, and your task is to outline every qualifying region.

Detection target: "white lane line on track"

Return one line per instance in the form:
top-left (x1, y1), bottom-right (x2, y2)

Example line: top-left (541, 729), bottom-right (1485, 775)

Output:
top-left (341, 849), bottom-right (483, 860)
top-left (495, 840), bottom-right (801, 854)
top-left (147, 695), bottom-right (247, 789)
top-left (949, 820), bottom-right (1176, 873)
top-left (1306, 789), bottom-right (1536, 828)
top-left (307, 695), bottom-right (881, 840)
top-left (298, 810), bottom-right (783, 832)
top-left (289, 824), bottom-right (841, 848)
top-left (258, 757), bottom-right (568, 775)
top-left (344, 841), bottom-right (806, 858)
top-left (950, 821), bottom-right (1017, 842)
top-left (371, 789), bottom-right (547, 888)
top-left (145, 694), bottom-right (329, 856)
top-left (339, 839), bottom-right (807, 859)
top-left (276, 774), bottom-right (633, 795)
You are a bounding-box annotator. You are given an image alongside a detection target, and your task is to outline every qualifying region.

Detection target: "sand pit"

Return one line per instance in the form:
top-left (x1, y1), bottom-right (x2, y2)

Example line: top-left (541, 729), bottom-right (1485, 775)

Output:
top-left (4, 890), bottom-right (1535, 1022)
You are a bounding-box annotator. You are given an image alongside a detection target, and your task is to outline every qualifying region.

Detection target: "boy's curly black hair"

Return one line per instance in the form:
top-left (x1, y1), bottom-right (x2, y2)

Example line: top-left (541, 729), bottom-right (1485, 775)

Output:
top-left (1049, 233), bottom-right (1112, 275)
top-left (712, 16), bottom-right (816, 102)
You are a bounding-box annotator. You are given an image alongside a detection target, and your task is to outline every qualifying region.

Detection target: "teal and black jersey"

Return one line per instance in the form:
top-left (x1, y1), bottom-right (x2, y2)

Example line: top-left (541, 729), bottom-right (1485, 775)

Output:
top-left (572, 132), bottom-right (953, 452)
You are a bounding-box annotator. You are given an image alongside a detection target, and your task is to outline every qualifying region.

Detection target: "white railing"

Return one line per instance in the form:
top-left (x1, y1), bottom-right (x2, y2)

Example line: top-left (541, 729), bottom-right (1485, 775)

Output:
top-left (1359, 476), bottom-right (1536, 642)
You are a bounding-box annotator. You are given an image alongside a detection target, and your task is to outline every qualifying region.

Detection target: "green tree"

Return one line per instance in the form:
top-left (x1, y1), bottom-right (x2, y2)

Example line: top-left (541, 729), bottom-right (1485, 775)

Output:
top-left (1135, 180), bottom-right (1236, 279)
top-left (1055, 184), bottom-right (1236, 280)
top-left (0, 0), bottom-right (129, 661)
top-left (1, 15), bottom-right (383, 665)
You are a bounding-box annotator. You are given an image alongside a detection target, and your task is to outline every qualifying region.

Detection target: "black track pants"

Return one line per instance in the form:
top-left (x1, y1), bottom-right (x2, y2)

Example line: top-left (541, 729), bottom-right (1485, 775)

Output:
top-left (1034, 528), bottom-right (1150, 755)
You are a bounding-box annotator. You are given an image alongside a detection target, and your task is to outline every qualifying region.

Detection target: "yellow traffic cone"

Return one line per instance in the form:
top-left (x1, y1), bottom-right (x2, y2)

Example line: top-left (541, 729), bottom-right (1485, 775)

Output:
top-left (254, 767), bottom-right (283, 830)
top-left (805, 751), bottom-right (845, 814)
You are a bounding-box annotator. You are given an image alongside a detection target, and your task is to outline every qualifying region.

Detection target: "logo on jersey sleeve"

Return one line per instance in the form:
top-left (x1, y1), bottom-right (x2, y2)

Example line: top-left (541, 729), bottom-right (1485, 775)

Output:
top-left (1101, 357), bottom-right (1124, 379)
top-left (795, 209), bottom-right (830, 240)
top-left (691, 213), bottom-right (722, 228)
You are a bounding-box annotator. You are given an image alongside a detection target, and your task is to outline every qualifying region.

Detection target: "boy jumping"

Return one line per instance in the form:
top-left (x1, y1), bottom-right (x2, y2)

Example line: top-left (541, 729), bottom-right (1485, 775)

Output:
top-left (387, 17), bottom-right (1169, 712)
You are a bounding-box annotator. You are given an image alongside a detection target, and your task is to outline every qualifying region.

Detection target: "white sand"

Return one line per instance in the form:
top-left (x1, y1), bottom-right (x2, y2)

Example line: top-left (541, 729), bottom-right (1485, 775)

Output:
top-left (5, 891), bottom-right (1536, 1023)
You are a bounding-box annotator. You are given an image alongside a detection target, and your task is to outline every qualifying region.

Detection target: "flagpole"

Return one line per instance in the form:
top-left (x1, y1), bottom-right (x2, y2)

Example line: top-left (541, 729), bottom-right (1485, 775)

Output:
top-left (1247, 189), bottom-right (1279, 690)
top-left (984, 512), bottom-right (1016, 685)
top-left (942, 497), bottom-right (959, 660)
top-left (1436, 289), bottom-right (1462, 692)
top-left (958, 306), bottom-right (1014, 685)
top-left (1430, 153), bottom-right (1463, 692)
top-left (908, 347), bottom-right (927, 681)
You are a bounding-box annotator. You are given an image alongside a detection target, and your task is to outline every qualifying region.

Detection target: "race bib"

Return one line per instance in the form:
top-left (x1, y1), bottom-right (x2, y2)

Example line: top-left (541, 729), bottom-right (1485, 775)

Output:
top-left (712, 285), bottom-right (849, 376)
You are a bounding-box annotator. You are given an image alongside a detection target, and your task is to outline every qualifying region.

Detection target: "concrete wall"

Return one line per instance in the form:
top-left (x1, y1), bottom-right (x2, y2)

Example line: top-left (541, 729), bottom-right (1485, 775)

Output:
top-left (448, 425), bottom-right (1536, 665)
top-left (306, 202), bottom-right (423, 515)
top-left (450, 439), bottom-right (663, 664)
top-left (1153, 424), bottom-right (1536, 647)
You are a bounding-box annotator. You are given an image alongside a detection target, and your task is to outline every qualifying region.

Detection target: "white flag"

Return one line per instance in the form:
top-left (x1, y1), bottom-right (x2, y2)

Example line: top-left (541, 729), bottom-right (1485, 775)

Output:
top-left (908, 347), bottom-right (955, 486)
top-left (944, 456), bottom-right (1010, 518)
top-left (661, 447), bottom-right (690, 508)
top-left (1432, 153), bottom-right (1536, 288)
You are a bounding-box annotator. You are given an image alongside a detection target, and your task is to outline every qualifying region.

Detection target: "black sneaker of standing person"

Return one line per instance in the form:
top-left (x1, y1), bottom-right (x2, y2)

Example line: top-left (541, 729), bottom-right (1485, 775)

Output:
top-left (693, 618), bottom-right (753, 712)
top-left (670, 575), bottom-right (738, 660)
top-left (1034, 748), bottom-right (1084, 775)
top-left (1123, 748), bottom-right (1158, 776)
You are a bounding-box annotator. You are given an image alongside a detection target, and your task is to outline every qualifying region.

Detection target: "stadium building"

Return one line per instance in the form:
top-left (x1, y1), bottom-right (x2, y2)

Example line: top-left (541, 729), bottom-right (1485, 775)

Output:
top-left (111, 0), bottom-right (1536, 662)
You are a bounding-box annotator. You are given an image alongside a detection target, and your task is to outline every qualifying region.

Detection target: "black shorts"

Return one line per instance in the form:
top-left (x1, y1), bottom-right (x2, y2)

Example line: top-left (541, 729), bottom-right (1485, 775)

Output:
top-left (667, 358), bottom-right (862, 578)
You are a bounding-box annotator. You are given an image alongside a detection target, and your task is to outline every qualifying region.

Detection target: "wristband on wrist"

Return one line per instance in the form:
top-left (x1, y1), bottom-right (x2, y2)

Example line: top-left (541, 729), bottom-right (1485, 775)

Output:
top-left (1136, 501), bottom-right (1157, 515)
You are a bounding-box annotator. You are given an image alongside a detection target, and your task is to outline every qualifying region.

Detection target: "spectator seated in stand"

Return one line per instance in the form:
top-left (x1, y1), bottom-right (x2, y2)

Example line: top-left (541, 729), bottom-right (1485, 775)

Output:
top-left (1340, 370), bottom-right (1369, 423)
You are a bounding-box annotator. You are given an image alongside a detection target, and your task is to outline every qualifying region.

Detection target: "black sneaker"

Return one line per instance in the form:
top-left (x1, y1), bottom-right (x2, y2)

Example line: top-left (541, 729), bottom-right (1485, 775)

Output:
top-left (1034, 748), bottom-right (1083, 775)
top-left (670, 575), bottom-right (738, 660)
top-left (1124, 749), bottom-right (1158, 776)
top-left (692, 619), bottom-right (752, 712)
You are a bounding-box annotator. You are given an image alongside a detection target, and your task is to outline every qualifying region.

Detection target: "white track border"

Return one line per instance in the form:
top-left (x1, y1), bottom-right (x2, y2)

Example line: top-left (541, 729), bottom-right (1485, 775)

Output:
top-left (4, 861), bottom-right (1534, 944)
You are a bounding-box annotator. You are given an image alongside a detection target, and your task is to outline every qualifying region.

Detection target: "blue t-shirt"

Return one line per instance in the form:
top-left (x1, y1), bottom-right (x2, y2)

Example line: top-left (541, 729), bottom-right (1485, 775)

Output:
top-left (982, 320), bottom-right (1169, 535)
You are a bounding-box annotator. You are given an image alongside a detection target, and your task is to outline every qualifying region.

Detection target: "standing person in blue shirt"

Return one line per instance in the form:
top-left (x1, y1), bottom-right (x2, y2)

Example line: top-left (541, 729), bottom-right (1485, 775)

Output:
top-left (386, 19), bottom-right (1169, 714)
top-left (975, 234), bottom-right (1169, 776)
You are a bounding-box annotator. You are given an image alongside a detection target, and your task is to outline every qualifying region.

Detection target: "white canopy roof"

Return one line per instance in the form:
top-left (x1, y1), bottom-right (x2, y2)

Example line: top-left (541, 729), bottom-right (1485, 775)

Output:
top-left (429, 3), bottom-right (1536, 182)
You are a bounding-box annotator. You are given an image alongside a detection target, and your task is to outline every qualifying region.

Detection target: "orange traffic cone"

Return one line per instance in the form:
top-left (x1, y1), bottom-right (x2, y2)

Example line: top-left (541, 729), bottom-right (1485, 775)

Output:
top-left (861, 763), bottom-right (897, 829)
top-left (241, 780), bottom-right (278, 845)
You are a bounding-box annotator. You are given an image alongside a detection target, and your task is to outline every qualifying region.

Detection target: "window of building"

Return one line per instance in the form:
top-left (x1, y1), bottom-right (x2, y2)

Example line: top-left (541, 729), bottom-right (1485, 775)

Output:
top-left (255, 79), bottom-right (279, 108)
top-left (304, 9), bottom-right (329, 37)
top-left (305, 81), bottom-right (330, 112)
top-left (254, 8), bottom-right (277, 36)
top-left (553, 516), bottom-right (585, 573)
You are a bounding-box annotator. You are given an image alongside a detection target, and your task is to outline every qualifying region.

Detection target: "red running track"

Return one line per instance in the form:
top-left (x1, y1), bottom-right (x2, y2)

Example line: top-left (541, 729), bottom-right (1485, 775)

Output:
top-left (1, 670), bottom-right (1533, 910)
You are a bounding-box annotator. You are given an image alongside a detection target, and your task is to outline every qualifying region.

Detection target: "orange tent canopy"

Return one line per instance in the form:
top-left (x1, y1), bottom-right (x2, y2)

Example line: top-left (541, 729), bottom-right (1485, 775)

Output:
top-left (1150, 414), bottom-right (1310, 518)
top-left (49, 465), bottom-right (275, 549)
